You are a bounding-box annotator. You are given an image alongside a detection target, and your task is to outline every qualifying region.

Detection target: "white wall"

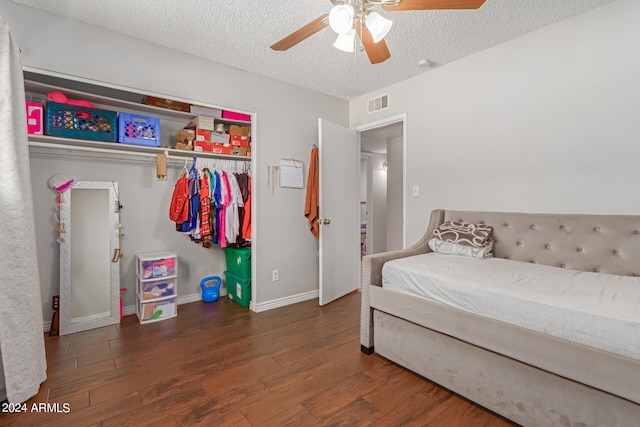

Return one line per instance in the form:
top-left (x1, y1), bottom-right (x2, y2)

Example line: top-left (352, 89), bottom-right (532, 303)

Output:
top-left (370, 152), bottom-right (388, 254)
top-left (350, 0), bottom-right (640, 244)
top-left (386, 136), bottom-right (403, 251)
top-left (1, 0), bottom-right (348, 322)
top-left (360, 156), bottom-right (368, 210)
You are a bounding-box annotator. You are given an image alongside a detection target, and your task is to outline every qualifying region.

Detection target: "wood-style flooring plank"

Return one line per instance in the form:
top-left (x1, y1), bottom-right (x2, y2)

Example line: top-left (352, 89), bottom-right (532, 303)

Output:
top-left (49, 391), bottom-right (141, 427)
top-left (0, 291), bottom-right (517, 427)
top-left (174, 402), bottom-right (252, 427)
top-left (239, 375), bottom-right (327, 425)
top-left (362, 370), bottom-right (430, 414)
top-left (319, 396), bottom-right (383, 426)
top-left (259, 353), bottom-right (333, 392)
top-left (256, 403), bottom-right (320, 427)
top-left (199, 357), bottom-right (281, 397)
top-left (373, 385), bottom-right (457, 426)
top-left (301, 371), bottom-right (381, 421)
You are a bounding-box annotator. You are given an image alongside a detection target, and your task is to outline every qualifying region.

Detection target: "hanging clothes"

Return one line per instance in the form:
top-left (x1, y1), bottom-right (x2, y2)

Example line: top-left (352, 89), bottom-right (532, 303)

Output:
top-left (204, 168), bottom-right (217, 245)
top-left (304, 145), bottom-right (320, 239)
top-left (182, 163), bottom-right (199, 235)
top-left (211, 170), bottom-right (222, 245)
top-left (234, 172), bottom-right (248, 242)
top-left (219, 171), bottom-right (231, 248)
top-left (169, 172), bottom-right (189, 225)
top-left (225, 172), bottom-right (244, 246)
top-left (200, 171), bottom-right (212, 248)
top-left (168, 159), bottom-right (251, 249)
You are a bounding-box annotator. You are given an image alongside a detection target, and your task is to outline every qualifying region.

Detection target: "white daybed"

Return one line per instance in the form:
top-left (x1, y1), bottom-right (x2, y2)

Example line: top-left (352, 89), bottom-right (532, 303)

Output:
top-left (360, 209), bottom-right (640, 427)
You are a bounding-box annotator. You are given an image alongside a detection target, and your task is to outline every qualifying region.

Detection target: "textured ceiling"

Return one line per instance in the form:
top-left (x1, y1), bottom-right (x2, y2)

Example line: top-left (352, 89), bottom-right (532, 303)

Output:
top-left (12, 0), bottom-right (616, 100)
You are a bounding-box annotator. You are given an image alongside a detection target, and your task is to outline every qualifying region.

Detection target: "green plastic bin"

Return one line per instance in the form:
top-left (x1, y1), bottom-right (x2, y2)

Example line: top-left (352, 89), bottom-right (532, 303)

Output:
top-left (224, 271), bottom-right (251, 307)
top-left (224, 247), bottom-right (251, 279)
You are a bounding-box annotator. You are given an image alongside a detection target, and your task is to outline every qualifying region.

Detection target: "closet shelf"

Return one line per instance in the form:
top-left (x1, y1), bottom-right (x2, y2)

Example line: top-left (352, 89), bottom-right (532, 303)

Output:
top-left (24, 79), bottom-right (252, 125)
top-left (28, 135), bottom-right (251, 160)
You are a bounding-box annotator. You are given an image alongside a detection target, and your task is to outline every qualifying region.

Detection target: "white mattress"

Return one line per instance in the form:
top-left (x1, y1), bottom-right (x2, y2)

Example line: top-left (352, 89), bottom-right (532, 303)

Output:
top-left (382, 253), bottom-right (640, 360)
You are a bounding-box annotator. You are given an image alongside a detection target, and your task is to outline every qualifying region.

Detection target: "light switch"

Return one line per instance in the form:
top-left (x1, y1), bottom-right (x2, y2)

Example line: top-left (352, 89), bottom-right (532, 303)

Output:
top-left (412, 185), bottom-right (420, 197)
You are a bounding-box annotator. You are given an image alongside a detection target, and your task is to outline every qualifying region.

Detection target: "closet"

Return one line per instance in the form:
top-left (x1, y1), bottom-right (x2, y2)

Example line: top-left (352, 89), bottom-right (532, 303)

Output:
top-left (24, 69), bottom-right (256, 325)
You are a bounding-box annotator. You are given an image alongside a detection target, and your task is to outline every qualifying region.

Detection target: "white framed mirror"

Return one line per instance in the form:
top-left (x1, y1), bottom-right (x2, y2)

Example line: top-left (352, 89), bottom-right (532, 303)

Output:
top-left (59, 181), bottom-right (121, 335)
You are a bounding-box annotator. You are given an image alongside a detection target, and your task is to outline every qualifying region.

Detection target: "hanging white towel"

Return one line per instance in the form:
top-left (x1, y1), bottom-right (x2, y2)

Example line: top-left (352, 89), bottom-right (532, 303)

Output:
top-left (0, 17), bottom-right (47, 403)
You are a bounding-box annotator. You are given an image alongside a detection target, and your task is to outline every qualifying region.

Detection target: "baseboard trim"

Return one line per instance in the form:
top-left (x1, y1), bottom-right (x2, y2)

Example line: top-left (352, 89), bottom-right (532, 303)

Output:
top-left (253, 289), bottom-right (319, 313)
top-left (42, 291), bottom-right (226, 332)
top-left (42, 289), bottom-right (323, 332)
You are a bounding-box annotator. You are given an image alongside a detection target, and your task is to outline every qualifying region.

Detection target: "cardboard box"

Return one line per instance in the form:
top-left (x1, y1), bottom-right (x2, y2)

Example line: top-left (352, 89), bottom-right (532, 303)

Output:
top-left (196, 140), bottom-right (232, 155)
top-left (26, 102), bottom-right (44, 135)
top-left (210, 132), bottom-right (230, 144)
top-left (230, 134), bottom-right (250, 147)
top-left (222, 110), bottom-right (251, 122)
top-left (211, 143), bottom-right (232, 155)
top-left (194, 140), bottom-right (212, 152)
top-left (142, 96), bottom-right (191, 112)
top-left (231, 146), bottom-right (248, 157)
top-left (229, 125), bottom-right (251, 137)
top-left (196, 129), bottom-right (211, 142)
top-left (191, 116), bottom-right (215, 131)
top-left (190, 105), bottom-right (222, 118)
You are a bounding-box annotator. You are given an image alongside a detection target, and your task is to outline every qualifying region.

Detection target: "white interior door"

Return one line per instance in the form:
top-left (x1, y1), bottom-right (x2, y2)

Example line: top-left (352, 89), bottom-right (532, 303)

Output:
top-left (318, 118), bottom-right (360, 305)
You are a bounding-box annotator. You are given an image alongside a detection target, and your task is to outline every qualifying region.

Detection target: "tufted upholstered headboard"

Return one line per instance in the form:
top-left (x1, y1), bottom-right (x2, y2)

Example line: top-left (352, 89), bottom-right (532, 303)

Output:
top-left (429, 210), bottom-right (640, 277)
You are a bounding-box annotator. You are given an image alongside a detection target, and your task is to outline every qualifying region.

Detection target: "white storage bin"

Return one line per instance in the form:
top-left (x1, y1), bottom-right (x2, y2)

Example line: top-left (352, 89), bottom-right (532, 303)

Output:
top-left (138, 297), bottom-right (177, 323)
top-left (136, 251), bottom-right (178, 324)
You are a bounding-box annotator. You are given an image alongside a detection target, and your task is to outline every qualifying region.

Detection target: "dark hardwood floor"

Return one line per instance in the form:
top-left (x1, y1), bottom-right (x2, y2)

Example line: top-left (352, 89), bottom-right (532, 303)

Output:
top-left (0, 291), bottom-right (517, 427)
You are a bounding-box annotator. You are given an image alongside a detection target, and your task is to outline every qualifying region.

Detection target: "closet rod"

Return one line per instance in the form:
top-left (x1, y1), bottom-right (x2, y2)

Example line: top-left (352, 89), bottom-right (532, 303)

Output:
top-left (29, 141), bottom-right (188, 162)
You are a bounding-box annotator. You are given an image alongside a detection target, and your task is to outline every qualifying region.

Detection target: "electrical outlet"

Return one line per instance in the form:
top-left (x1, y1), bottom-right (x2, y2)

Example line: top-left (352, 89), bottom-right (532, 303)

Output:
top-left (272, 269), bottom-right (279, 282)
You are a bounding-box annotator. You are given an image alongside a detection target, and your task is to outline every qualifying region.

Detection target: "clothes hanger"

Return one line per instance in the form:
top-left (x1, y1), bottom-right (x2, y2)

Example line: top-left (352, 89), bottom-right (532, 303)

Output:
top-left (180, 157), bottom-right (189, 176)
top-left (189, 157), bottom-right (197, 178)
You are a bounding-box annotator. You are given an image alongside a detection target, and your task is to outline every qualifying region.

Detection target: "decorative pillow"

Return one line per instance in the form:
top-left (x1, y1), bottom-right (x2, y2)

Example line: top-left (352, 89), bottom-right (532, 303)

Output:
top-left (432, 221), bottom-right (493, 248)
top-left (428, 238), bottom-right (494, 259)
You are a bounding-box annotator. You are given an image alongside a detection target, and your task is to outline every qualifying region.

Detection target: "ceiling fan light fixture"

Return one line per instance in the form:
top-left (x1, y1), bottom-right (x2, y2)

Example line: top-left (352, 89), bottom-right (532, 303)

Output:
top-left (329, 4), bottom-right (355, 34)
top-left (365, 11), bottom-right (393, 43)
top-left (333, 29), bottom-right (355, 52)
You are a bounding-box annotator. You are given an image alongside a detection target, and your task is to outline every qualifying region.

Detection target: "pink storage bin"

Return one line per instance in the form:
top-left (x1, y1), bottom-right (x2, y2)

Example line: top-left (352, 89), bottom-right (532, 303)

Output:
top-left (222, 110), bottom-right (250, 122)
top-left (26, 102), bottom-right (44, 135)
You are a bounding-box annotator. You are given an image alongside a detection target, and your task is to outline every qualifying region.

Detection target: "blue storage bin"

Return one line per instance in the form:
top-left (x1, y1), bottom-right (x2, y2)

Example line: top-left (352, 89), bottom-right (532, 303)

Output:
top-left (118, 112), bottom-right (160, 147)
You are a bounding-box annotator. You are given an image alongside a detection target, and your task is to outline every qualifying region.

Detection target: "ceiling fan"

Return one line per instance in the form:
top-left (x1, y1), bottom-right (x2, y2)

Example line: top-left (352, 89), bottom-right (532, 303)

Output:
top-left (270, 0), bottom-right (487, 64)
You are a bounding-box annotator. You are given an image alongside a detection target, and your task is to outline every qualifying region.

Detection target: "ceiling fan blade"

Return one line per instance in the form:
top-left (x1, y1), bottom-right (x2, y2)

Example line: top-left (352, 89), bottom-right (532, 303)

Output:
top-left (270, 14), bottom-right (329, 51)
top-left (355, 24), bottom-right (391, 64)
top-left (383, 0), bottom-right (486, 11)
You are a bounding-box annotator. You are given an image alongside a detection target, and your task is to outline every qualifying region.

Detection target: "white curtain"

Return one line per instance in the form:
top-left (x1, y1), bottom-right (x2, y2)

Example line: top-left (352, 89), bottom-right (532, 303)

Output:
top-left (0, 16), bottom-right (47, 403)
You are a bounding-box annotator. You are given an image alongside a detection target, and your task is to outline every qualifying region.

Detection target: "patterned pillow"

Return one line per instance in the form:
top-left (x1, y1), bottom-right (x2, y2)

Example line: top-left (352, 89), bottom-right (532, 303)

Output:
top-left (432, 221), bottom-right (493, 248)
top-left (428, 238), bottom-right (494, 259)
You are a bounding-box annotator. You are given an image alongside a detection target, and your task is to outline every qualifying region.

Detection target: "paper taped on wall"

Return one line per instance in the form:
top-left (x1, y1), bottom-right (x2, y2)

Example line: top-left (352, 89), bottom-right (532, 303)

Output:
top-left (280, 158), bottom-right (303, 189)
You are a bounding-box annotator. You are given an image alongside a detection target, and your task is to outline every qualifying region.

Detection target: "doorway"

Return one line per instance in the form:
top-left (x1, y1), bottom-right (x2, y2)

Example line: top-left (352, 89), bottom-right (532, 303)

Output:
top-left (358, 115), bottom-right (406, 256)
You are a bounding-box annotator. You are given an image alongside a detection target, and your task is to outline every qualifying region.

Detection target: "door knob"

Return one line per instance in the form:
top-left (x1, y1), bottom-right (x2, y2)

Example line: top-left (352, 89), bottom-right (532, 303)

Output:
top-left (322, 218), bottom-right (331, 225)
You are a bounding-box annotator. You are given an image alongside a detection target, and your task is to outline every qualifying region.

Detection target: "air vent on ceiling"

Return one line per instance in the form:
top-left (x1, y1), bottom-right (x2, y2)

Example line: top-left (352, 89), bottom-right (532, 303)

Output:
top-left (367, 94), bottom-right (389, 114)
